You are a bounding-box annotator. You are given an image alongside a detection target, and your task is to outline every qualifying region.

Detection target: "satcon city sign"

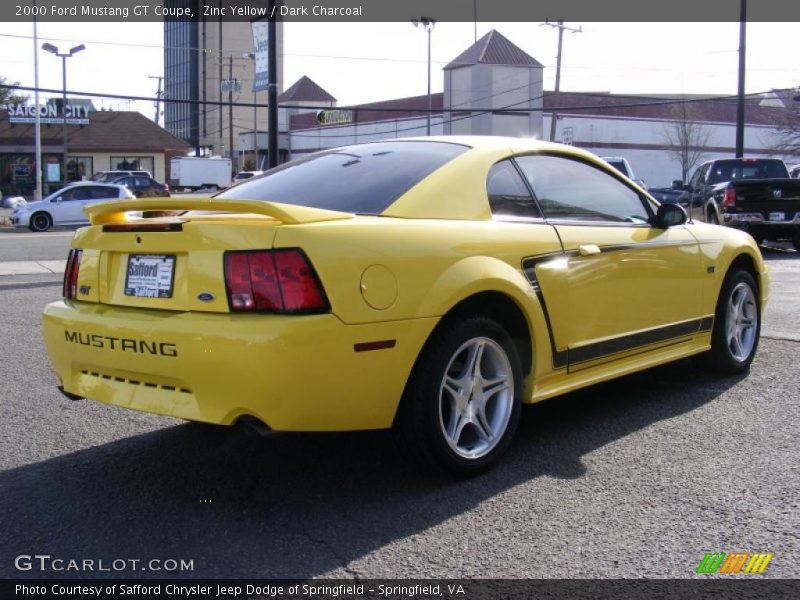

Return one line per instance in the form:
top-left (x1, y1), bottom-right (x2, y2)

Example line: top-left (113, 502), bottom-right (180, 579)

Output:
top-left (4, 103), bottom-right (90, 125)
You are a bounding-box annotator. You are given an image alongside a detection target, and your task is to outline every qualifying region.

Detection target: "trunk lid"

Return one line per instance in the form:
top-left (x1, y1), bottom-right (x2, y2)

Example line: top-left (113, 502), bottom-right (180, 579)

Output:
top-left (72, 198), bottom-right (352, 313)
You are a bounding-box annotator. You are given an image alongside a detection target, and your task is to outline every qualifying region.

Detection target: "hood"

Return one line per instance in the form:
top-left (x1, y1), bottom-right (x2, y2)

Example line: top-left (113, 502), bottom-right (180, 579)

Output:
top-left (14, 200), bottom-right (43, 211)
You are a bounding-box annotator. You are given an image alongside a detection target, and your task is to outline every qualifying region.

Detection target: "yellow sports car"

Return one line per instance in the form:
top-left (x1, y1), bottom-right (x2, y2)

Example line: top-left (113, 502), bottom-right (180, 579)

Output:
top-left (42, 137), bottom-right (768, 475)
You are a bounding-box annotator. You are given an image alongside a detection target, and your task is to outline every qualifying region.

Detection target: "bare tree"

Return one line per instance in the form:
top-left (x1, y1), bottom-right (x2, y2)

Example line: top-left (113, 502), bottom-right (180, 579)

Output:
top-left (773, 88), bottom-right (800, 155)
top-left (662, 102), bottom-right (712, 183)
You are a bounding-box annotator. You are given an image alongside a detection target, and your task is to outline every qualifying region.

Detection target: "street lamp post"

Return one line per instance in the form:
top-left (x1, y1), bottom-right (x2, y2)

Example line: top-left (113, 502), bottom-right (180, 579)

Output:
top-left (244, 52), bottom-right (259, 170)
top-left (42, 43), bottom-right (85, 185)
top-left (412, 17), bottom-right (436, 136)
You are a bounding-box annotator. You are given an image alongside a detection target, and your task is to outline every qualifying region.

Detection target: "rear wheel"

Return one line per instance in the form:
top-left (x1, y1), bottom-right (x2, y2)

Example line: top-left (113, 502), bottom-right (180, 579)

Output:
top-left (395, 316), bottom-right (522, 476)
top-left (793, 234), bottom-right (800, 252)
top-left (707, 208), bottom-right (720, 225)
top-left (705, 269), bottom-right (760, 374)
top-left (29, 212), bottom-right (52, 232)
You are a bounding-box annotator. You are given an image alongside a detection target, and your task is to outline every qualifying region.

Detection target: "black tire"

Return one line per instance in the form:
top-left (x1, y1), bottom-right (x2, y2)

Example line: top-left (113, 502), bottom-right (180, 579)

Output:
top-left (205, 184), bottom-right (219, 192)
top-left (705, 269), bottom-right (761, 374)
top-left (394, 316), bottom-right (523, 476)
top-left (707, 208), bottom-right (720, 225)
top-left (793, 234), bottom-right (800, 253)
top-left (29, 212), bottom-right (52, 232)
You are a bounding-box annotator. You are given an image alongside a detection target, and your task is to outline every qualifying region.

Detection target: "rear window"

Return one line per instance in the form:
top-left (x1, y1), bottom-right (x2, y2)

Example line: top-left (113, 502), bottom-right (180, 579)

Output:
top-left (707, 160), bottom-right (789, 184)
top-left (216, 141), bottom-right (469, 214)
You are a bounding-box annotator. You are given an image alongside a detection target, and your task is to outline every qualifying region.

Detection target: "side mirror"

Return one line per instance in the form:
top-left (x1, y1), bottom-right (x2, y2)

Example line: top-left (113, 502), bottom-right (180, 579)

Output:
top-left (52, 196), bottom-right (62, 203)
top-left (672, 179), bottom-right (685, 191)
top-left (655, 203), bottom-right (687, 228)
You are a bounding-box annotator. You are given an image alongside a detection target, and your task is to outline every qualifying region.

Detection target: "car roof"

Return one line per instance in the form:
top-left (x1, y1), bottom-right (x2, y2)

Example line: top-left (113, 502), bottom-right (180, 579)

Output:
top-left (371, 136), bottom-right (628, 220)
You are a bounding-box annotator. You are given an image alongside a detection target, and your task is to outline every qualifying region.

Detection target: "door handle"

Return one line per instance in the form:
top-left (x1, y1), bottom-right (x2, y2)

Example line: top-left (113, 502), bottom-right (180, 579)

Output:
top-left (578, 244), bottom-right (601, 257)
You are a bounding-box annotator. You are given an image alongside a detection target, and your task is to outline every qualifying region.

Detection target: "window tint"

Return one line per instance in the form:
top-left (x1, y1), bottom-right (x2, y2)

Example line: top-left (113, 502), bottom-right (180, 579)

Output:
top-left (707, 160), bottom-right (789, 185)
top-left (515, 155), bottom-right (650, 224)
top-left (486, 160), bottom-right (540, 219)
top-left (135, 177), bottom-right (152, 187)
top-left (217, 141), bottom-right (469, 214)
top-left (87, 186), bottom-right (116, 199)
top-left (68, 187), bottom-right (91, 201)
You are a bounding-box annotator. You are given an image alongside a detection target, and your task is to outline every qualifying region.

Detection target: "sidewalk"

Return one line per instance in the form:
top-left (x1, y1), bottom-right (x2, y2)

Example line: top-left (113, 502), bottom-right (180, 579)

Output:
top-left (0, 260), bottom-right (66, 276)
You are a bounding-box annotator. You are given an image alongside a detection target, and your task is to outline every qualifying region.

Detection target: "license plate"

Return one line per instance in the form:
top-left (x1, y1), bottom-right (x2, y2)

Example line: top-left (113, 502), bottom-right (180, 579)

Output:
top-left (769, 212), bottom-right (785, 222)
top-left (124, 255), bottom-right (175, 298)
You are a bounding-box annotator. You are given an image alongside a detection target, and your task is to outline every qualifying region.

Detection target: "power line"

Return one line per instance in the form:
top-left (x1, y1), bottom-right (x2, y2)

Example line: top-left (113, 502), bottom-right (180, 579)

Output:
top-left (1, 83), bottom-right (786, 115)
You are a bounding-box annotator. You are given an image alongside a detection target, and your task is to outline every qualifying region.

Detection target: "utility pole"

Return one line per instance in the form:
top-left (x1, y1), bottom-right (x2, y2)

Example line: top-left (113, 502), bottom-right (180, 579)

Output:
top-left (228, 56), bottom-right (234, 167)
top-left (267, 0), bottom-right (278, 168)
top-left (541, 19), bottom-right (581, 142)
top-left (148, 75), bottom-right (163, 125)
top-left (735, 0), bottom-right (747, 158)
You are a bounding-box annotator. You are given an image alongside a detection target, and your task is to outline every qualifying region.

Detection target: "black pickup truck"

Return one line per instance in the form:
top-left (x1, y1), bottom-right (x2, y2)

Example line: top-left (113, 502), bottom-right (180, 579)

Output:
top-left (683, 158), bottom-right (800, 250)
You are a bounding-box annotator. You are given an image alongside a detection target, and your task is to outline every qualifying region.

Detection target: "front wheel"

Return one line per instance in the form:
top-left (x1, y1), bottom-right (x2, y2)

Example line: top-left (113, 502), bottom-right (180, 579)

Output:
top-left (395, 316), bottom-right (523, 476)
top-left (29, 212), bottom-right (53, 232)
top-left (792, 234), bottom-right (800, 253)
top-left (705, 269), bottom-right (760, 374)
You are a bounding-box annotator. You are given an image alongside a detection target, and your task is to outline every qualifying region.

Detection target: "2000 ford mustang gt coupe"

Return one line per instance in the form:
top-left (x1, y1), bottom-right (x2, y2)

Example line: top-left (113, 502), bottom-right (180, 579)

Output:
top-left (42, 137), bottom-right (768, 475)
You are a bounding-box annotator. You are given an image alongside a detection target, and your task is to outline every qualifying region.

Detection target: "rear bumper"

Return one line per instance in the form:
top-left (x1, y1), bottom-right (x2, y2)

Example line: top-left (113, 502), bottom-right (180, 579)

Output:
top-left (723, 212), bottom-right (800, 239)
top-left (42, 301), bottom-right (437, 431)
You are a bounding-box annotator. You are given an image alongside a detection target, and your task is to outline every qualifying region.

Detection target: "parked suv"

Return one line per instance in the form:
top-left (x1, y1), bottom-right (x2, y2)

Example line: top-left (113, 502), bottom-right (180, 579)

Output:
top-left (110, 175), bottom-right (170, 198)
top-left (92, 170), bottom-right (152, 183)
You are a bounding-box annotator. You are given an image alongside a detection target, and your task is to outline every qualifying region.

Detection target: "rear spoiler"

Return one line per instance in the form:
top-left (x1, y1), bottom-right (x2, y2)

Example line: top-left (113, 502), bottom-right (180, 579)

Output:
top-left (84, 197), bottom-right (354, 226)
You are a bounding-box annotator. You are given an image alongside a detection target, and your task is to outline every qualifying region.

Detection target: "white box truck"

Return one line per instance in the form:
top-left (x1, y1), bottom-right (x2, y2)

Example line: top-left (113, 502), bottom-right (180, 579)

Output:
top-left (169, 157), bottom-right (232, 191)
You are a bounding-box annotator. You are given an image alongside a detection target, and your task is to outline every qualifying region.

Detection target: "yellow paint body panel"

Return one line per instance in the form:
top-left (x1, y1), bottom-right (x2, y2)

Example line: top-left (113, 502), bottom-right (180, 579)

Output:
top-left (42, 136), bottom-right (769, 432)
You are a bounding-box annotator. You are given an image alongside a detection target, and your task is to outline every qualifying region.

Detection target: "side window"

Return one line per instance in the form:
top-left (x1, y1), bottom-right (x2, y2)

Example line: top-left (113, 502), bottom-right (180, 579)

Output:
top-left (88, 186), bottom-right (115, 199)
top-left (66, 188), bottom-right (89, 201)
top-left (486, 160), bottom-right (540, 219)
top-left (515, 155), bottom-right (650, 224)
top-left (135, 177), bottom-right (152, 187)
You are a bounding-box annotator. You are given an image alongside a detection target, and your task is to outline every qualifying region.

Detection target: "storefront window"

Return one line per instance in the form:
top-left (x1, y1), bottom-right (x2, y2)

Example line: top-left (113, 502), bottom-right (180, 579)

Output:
top-left (110, 156), bottom-right (155, 175)
top-left (66, 156), bottom-right (93, 182)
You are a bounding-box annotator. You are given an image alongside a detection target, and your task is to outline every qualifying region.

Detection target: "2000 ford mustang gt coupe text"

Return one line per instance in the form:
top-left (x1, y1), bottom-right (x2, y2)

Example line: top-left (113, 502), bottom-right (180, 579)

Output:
top-left (42, 137), bottom-right (768, 474)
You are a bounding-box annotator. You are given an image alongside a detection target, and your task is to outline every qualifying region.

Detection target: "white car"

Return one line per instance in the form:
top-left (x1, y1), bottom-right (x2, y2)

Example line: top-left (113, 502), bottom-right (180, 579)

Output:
top-left (10, 182), bottom-right (134, 232)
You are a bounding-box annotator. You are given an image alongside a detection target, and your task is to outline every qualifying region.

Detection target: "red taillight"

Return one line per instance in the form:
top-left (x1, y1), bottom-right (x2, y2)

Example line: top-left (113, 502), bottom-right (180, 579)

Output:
top-left (723, 187), bottom-right (736, 207)
top-left (62, 249), bottom-right (82, 300)
top-left (224, 249), bottom-right (328, 314)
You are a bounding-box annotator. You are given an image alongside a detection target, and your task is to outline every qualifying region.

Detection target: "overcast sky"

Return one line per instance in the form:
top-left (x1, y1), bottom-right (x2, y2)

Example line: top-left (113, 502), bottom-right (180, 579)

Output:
top-left (1, 21), bottom-right (799, 116)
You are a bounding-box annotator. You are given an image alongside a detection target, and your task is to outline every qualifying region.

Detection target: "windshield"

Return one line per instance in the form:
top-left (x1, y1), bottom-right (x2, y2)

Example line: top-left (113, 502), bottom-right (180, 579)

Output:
top-left (216, 141), bottom-right (469, 214)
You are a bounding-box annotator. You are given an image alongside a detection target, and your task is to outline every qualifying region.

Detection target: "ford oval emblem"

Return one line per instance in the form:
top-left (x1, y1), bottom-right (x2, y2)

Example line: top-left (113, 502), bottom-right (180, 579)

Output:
top-left (197, 292), bottom-right (215, 302)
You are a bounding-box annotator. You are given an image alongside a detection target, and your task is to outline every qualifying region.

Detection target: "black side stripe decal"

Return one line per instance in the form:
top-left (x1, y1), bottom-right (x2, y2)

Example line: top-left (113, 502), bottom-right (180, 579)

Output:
top-left (568, 317), bottom-right (714, 365)
top-left (521, 251), bottom-right (713, 370)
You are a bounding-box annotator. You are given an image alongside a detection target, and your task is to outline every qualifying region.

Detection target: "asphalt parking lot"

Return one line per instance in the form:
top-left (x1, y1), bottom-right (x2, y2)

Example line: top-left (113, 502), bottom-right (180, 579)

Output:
top-left (0, 235), bottom-right (797, 580)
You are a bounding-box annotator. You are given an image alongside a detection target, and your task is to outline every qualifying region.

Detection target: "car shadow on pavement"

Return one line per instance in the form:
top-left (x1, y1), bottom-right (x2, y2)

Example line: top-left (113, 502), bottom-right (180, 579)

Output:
top-left (0, 359), bottom-right (746, 579)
